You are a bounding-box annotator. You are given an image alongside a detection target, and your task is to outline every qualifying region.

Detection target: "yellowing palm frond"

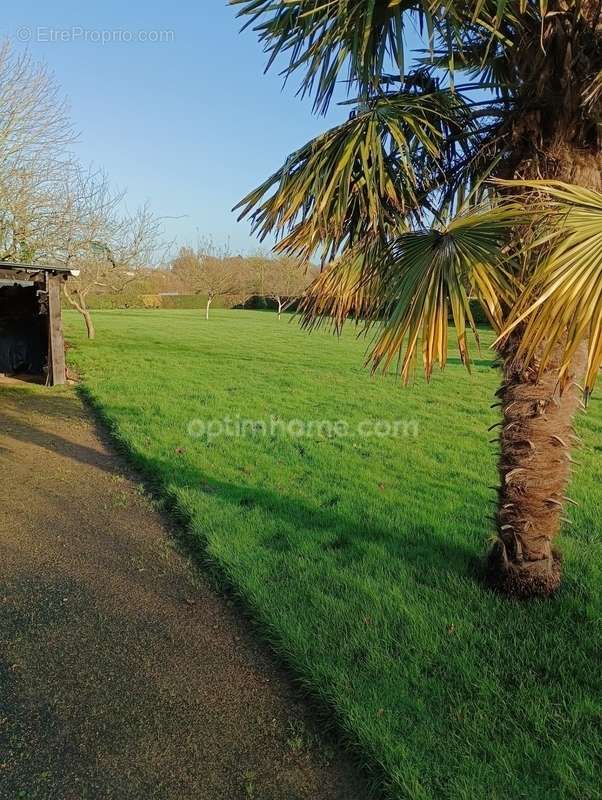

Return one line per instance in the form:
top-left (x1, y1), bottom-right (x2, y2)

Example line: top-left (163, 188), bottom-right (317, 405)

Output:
top-left (299, 239), bottom-right (386, 331)
top-left (235, 90), bottom-right (474, 261)
top-left (582, 69), bottom-right (602, 112)
top-left (497, 180), bottom-right (602, 399)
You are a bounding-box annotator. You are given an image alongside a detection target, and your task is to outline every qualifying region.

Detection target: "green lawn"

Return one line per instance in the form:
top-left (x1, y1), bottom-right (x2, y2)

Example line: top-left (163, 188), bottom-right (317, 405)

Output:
top-left (65, 309), bottom-right (601, 800)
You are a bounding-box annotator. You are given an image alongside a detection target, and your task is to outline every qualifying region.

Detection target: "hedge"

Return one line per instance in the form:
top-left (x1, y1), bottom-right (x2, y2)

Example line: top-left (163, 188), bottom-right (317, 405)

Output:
top-left (81, 294), bottom-right (491, 325)
top-left (84, 293), bottom-right (238, 310)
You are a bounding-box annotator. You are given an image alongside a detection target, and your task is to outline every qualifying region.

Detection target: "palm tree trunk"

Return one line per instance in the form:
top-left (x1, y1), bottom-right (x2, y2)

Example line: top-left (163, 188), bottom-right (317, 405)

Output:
top-left (489, 133), bottom-right (598, 597)
top-left (488, 335), bottom-right (587, 597)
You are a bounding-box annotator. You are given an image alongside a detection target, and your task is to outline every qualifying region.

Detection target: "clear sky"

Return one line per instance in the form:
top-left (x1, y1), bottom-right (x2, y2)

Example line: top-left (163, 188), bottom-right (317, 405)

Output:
top-left (1, 1), bottom-right (347, 256)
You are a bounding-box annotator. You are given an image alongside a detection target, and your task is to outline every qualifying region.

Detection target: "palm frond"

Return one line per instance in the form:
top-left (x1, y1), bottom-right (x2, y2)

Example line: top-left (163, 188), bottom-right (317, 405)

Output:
top-left (582, 69), bottom-right (602, 113)
top-left (235, 90), bottom-right (475, 261)
top-left (230, 0), bottom-right (436, 113)
top-left (369, 204), bottom-right (519, 382)
top-left (230, 1), bottom-right (525, 113)
top-left (300, 203), bottom-right (521, 383)
top-left (497, 180), bottom-right (602, 399)
top-left (299, 238), bottom-right (386, 331)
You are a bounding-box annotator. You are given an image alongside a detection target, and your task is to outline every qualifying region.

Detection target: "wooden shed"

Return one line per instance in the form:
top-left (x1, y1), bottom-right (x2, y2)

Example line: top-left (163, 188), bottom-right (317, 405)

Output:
top-left (0, 261), bottom-right (78, 386)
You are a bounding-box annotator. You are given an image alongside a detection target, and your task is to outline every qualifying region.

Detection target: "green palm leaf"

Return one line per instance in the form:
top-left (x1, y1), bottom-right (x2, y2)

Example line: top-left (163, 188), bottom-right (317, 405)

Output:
top-left (300, 203), bottom-right (521, 383)
top-left (230, 1), bottom-right (523, 113)
top-left (369, 204), bottom-right (519, 381)
top-left (231, 0), bottom-right (433, 113)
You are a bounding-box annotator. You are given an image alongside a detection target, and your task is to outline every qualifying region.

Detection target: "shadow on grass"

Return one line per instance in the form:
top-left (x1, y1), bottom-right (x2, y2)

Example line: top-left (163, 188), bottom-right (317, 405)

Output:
top-left (75, 384), bottom-right (483, 591)
top-left (6, 380), bottom-right (597, 799)
top-left (1, 382), bottom-right (485, 591)
top-left (0, 382), bottom-right (486, 603)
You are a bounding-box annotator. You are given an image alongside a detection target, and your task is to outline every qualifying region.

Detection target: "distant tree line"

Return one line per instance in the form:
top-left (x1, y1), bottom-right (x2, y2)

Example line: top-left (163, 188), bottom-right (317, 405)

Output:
top-left (84, 246), bottom-right (318, 320)
top-left (169, 245), bottom-right (315, 319)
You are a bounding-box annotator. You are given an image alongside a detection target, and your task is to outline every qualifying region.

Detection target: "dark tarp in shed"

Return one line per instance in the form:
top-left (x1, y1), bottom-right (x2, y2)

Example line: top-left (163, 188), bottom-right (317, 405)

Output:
top-left (0, 283), bottom-right (46, 375)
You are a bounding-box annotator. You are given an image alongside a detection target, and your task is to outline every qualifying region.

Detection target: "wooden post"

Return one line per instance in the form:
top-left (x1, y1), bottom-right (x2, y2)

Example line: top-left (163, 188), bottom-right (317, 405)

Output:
top-left (47, 273), bottom-right (66, 386)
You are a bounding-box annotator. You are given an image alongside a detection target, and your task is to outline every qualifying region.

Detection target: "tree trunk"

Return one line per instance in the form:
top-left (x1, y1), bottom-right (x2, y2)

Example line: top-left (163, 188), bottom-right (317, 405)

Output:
top-left (82, 308), bottom-right (95, 340)
top-left (63, 285), bottom-right (95, 340)
top-left (205, 296), bottom-right (213, 320)
top-left (488, 335), bottom-right (587, 597)
top-left (488, 133), bottom-right (598, 597)
top-left (277, 297), bottom-right (283, 319)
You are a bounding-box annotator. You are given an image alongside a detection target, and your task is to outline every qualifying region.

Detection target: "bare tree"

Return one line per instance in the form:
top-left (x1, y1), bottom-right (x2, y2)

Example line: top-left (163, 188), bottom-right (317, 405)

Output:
top-left (0, 42), bottom-right (162, 339)
top-left (267, 257), bottom-right (313, 319)
top-left (57, 168), bottom-right (163, 338)
top-left (250, 255), bottom-right (313, 318)
top-left (0, 42), bottom-right (75, 262)
top-left (171, 244), bottom-right (248, 319)
top-left (0, 43), bottom-right (72, 161)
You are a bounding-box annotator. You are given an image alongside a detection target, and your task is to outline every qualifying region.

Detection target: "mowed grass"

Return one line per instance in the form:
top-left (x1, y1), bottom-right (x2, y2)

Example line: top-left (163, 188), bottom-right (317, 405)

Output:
top-left (65, 309), bottom-right (602, 800)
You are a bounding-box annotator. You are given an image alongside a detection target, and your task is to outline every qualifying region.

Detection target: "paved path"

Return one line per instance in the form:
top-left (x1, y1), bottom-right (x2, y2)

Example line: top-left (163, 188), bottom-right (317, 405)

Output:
top-left (0, 385), bottom-right (366, 800)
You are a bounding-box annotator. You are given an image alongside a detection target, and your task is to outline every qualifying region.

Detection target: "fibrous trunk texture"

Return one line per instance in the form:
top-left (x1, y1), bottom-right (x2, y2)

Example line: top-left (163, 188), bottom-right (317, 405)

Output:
top-left (492, 76), bottom-right (599, 594)
top-left (489, 337), bottom-right (587, 597)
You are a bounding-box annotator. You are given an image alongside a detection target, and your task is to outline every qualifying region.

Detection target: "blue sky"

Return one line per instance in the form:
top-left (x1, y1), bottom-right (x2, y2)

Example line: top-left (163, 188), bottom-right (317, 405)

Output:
top-left (2, 1), bottom-right (347, 255)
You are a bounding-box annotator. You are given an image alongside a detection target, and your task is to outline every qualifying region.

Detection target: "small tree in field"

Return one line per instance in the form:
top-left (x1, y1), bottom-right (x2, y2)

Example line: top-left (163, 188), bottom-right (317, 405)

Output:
top-left (233, 1), bottom-right (602, 598)
top-left (258, 256), bottom-right (313, 318)
top-left (171, 246), bottom-right (246, 319)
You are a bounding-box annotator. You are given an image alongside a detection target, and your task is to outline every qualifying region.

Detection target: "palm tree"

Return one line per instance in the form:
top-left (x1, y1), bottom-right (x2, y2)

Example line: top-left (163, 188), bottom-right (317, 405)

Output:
top-left (231, 1), bottom-right (602, 598)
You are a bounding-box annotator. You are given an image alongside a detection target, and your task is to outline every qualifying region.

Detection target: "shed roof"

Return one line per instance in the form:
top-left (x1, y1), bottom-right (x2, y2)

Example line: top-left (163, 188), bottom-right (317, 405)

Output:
top-left (0, 261), bottom-right (79, 277)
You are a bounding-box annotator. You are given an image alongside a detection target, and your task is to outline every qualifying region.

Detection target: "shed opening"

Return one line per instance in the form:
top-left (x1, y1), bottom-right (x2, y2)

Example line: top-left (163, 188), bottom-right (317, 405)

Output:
top-left (0, 263), bottom-right (78, 386)
top-left (0, 282), bottom-right (47, 378)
